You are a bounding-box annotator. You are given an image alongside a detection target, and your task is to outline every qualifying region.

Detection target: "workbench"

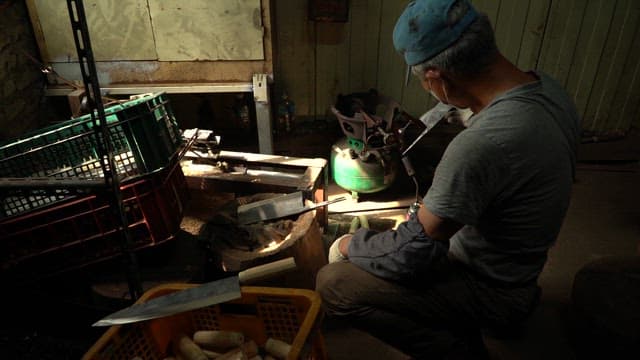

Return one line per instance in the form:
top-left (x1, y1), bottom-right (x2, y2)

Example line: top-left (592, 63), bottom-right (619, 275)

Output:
top-left (178, 149), bottom-right (330, 289)
top-left (181, 149), bottom-right (329, 230)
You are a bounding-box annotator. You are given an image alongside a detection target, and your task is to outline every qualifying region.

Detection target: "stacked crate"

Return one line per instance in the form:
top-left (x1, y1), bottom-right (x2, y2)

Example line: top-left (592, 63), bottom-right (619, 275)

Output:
top-left (0, 93), bottom-right (188, 279)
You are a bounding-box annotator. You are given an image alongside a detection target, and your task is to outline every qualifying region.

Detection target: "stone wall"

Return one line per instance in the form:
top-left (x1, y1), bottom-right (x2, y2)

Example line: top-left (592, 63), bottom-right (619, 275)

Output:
top-left (0, 0), bottom-right (45, 141)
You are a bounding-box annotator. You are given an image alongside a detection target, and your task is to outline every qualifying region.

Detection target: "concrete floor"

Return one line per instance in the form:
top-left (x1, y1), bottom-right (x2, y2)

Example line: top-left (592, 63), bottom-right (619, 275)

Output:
top-left (320, 130), bottom-right (640, 359)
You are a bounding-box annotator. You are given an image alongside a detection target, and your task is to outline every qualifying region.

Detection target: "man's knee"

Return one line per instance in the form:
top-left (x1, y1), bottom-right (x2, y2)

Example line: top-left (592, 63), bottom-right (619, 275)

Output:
top-left (315, 262), bottom-right (366, 315)
top-left (316, 262), bottom-right (349, 302)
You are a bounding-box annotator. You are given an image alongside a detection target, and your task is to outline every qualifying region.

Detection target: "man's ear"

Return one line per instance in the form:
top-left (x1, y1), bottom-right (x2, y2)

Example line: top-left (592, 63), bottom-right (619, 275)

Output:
top-left (425, 69), bottom-right (442, 80)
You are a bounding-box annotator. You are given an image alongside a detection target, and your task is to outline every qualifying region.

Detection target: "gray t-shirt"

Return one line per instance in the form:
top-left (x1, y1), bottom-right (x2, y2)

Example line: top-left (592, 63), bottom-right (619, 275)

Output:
top-left (424, 72), bottom-right (580, 284)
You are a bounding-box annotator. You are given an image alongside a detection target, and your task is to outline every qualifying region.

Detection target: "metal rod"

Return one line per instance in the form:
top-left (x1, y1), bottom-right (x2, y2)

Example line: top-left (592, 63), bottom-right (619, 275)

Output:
top-left (45, 82), bottom-right (254, 96)
top-left (0, 178), bottom-right (105, 189)
top-left (66, 0), bottom-right (143, 300)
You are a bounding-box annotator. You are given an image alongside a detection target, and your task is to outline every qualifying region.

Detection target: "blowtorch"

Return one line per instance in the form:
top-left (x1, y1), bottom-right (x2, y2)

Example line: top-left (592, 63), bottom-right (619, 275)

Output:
top-left (397, 103), bottom-right (463, 218)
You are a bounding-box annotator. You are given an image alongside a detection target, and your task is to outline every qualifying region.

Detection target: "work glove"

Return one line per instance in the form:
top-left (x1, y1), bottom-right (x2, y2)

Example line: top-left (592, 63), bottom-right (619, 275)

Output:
top-left (328, 234), bottom-right (350, 263)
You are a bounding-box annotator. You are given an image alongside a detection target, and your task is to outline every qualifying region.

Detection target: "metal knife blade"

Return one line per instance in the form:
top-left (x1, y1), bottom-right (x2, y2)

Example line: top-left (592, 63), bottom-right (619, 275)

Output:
top-left (93, 276), bottom-right (241, 327)
top-left (238, 192), bottom-right (346, 225)
top-left (92, 257), bottom-right (298, 327)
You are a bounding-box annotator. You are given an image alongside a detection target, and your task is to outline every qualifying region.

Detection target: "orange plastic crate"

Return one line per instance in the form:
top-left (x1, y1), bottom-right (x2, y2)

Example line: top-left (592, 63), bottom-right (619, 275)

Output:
top-left (83, 284), bottom-right (327, 360)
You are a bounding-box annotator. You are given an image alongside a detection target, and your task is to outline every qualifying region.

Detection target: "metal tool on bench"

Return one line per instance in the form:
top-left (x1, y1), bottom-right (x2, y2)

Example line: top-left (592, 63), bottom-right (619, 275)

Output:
top-left (237, 191), bottom-right (346, 225)
top-left (93, 257), bottom-right (298, 326)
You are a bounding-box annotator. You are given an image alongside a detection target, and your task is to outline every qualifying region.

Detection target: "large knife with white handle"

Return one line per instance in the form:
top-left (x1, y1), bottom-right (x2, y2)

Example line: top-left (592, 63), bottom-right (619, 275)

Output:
top-left (93, 257), bottom-right (297, 326)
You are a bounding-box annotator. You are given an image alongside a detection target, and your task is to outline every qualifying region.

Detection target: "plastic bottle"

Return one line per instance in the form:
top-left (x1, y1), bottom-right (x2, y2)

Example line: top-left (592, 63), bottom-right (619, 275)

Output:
top-left (234, 94), bottom-right (250, 131)
top-left (277, 93), bottom-right (295, 133)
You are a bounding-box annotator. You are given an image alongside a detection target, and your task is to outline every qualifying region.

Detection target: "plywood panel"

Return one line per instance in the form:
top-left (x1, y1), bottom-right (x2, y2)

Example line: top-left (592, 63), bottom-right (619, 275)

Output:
top-left (50, 60), bottom-right (273, 84)
top-left (32, 0), bottom-right (156, 62)
top-left (273, 0), bottom-right (315, 117)
top-left (29, 0), bottom-right (273, 86)
top-left (32, 0), bottom-right (273, 86)
top-left (586, 0), bottom-right (640, 133)
top-left (148, 0), bottom-right (264, 61)
top-left (565, 0), bottom-right (616, 121)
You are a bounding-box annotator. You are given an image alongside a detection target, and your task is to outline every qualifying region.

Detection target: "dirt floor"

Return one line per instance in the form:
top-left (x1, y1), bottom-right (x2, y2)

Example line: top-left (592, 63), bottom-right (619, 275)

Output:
top-left (1, 123), bottom-right (639, 359)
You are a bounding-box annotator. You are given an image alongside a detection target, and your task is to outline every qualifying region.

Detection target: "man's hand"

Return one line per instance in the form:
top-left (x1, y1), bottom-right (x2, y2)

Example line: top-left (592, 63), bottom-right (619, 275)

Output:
top-left (328, 234), bottom-right (352, 263)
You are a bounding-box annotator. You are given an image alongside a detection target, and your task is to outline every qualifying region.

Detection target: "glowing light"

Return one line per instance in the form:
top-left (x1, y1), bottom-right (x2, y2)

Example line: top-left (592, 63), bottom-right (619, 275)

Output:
top-left (260, 240), bottom-right (280, 253)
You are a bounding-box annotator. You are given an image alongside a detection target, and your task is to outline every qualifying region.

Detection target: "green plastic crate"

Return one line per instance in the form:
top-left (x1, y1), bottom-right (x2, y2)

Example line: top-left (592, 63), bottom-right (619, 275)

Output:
top-left (0, 93), bottom-right (182, 217)
top-left (0, 92), bottom-right (181, 180)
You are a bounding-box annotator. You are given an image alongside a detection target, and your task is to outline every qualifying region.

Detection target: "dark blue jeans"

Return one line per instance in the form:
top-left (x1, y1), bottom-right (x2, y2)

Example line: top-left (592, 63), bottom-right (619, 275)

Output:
top-left (316, 258), bottom-right (540, 359)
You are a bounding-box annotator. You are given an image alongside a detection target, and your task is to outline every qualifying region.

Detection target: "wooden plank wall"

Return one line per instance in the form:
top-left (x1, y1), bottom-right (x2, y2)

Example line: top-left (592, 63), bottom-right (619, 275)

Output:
top-left (274, 0), bottom-right (640, 135)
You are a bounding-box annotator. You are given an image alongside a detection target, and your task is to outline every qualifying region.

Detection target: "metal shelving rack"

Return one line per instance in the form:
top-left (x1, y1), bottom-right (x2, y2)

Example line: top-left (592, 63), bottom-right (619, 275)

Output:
top-left (65, 0), bottom-right (143, 299)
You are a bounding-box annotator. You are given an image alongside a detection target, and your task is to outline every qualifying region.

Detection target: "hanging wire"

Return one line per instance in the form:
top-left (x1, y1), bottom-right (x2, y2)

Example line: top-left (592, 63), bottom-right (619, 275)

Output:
top-left (20, 49), bottom-right (121, 106)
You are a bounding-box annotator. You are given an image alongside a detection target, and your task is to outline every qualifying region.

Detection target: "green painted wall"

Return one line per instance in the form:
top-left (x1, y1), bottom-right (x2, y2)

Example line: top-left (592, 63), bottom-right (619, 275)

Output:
top-left (274, 0), bottom-right (640, 135)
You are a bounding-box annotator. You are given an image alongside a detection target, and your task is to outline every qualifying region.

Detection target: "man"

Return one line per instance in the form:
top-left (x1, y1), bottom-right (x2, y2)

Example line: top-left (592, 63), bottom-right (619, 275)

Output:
top-left (316, 0), bottom-right (581, 358)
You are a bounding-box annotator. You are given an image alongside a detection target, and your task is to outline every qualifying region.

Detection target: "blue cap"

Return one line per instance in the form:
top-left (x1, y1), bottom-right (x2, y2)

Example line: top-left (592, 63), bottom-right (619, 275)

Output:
top-left (393, 0), bottom-right (479, 66)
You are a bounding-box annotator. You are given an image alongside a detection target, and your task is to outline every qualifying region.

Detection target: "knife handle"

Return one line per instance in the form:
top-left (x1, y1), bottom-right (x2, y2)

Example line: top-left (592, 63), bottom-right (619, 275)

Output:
top-left (238, 257), bottom-right (297, 284)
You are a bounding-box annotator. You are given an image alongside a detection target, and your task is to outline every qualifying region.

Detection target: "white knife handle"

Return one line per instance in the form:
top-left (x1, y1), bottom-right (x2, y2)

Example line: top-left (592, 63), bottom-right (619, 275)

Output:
top-left (238, 257), bottom-right (297, 284)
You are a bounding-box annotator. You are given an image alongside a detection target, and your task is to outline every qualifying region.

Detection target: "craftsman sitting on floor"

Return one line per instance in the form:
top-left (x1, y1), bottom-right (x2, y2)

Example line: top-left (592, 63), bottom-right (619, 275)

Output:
top-left (315, 0), bottom-right (581, 358)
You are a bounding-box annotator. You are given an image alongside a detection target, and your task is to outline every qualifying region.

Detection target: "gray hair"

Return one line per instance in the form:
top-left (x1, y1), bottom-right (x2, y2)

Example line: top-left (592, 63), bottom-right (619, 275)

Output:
top-left (411, 1), bottom-right (498, 78)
